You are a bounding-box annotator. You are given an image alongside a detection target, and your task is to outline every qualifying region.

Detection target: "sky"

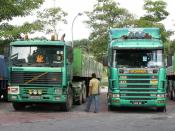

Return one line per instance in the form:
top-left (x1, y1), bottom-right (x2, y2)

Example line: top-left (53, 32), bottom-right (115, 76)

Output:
top-left (11, 0), bottom-right (175, 41)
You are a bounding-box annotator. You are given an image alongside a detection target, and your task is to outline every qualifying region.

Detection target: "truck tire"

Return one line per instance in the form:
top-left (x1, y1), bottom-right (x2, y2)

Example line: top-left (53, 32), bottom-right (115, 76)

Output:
top-left (77, 93), bottom-right (83, 105)
top-left (157, 106), bottom-right (166, 112)
top-left (77, 83), bottom-right (85, 105)
top-left (12, 102), bottom-right (26, 111)
top-left (168, 80), bottom-right (172, 100)
top-left (170, 91), bottom-right (173, 100)
top-left (167, 80), bottom-right (170, 99)
top-left (108, 105), bottom-right (115, 111)
top-left (61, 88), bottom-right (73, 111)
top-left (172, 90), bottom-right (175, 101)
top-left (170, 80), bottom-right (173, 100)
top-left (2, 90), bottom-right (8, 102)
top-left (82, 84), bottom-right (86, 103)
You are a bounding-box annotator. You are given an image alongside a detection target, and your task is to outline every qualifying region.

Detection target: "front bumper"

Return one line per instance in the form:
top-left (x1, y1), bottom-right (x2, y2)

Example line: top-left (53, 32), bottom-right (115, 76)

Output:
top-left (109, 98), bottom-right (166, 107)
top-left (8, 94), bottom-right (66, 103)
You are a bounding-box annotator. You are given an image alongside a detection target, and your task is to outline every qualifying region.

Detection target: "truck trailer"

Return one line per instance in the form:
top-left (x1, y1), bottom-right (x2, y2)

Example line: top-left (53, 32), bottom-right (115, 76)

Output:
top-left (105, 28), bottom-right (166, 112)
top-left (167, 52), bottom-right (175, 100)
top-left (8, 39), bottom-right (103, 111)
top-left (0, 55), bottom-right (8, 101)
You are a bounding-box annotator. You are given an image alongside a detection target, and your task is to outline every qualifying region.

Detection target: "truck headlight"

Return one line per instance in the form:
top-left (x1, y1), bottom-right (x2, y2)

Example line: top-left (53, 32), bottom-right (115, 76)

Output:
top-left (33, 90), bottom-right (37, 95)
top-left (55, 88), bottom-right (62, 94)
top-left (157, 94), bottom-right (165, 98)
top-left (112, 94), bottom-right (120, 98)
top-left (8, 86), bottom-right (19, 94)
top-left (38, 90), bottom-right (42, 95)
top-left (148, 70), bottom-right (153, 74)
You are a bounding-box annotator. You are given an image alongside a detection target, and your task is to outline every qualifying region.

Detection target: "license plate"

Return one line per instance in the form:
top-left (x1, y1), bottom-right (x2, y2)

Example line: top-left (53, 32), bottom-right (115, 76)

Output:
top-left (30, 95), bottom-right (41, 99)
top-left (129, 70), bottom-right (147, 74)
top-left (133, 101), bottom-right (142, 105)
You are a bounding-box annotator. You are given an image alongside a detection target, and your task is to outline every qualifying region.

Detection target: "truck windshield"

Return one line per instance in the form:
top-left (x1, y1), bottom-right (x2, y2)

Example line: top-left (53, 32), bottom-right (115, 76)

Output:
top-left (112, 49), bottom-right (163, 68)
top-left (10, 45), bottom-right (64, 67)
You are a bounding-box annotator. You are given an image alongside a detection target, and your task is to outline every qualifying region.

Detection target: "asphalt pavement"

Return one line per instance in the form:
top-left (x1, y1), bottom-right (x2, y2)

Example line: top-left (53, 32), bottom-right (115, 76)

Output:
top-left (0, 87), bottom-right (175, 131)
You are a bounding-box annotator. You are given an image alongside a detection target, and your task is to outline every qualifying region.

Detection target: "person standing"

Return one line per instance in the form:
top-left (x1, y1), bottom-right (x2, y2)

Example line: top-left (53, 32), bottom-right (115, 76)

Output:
top-left (85, 73), bottom-right (100, 113)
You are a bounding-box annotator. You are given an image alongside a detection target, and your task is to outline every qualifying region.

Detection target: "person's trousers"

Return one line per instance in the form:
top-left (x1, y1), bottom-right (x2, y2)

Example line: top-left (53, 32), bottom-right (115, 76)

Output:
top-left (85, 95), bottom-right (99, 112)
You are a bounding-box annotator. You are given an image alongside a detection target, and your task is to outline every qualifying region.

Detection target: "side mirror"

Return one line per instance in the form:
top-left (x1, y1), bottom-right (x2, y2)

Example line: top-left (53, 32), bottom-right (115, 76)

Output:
top-left (103, 55), bottom-right (108, 66)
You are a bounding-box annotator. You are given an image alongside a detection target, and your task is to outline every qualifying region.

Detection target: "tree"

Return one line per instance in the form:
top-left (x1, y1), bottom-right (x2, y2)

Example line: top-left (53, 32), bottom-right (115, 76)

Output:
top-left (85, 0), bottom-right (133, 61)
top-left (0, 21), bottom-right (43, 39)
top-left (0, 0), bottom-right (44, 22)
top-left (140, 0), bottom-right (171, 43)
top-left (141, 0), bottom-right (169, 22)
top-left (0, 0), bottom-right (44, 39)
top-left (37, 7), bottom-right (68, 34)
top-left (116, 0), bottom-right (171, 43)
top-left (74, 39), bottom-right (90, 50)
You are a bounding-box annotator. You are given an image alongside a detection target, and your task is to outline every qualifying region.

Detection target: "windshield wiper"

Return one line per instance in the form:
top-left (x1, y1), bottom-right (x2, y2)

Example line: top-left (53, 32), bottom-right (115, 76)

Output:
top-left (47, 62), bottom-right (63, 67)
top-left (13, 63), bottom-right (22, 66)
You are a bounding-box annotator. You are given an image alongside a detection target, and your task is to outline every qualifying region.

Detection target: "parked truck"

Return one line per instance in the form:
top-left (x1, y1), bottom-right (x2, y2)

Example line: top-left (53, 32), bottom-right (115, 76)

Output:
top-left (8, 39), bottom-right (103, 111)
top-left (167, 52), bottom-right (175, 100)
top-left (0, 55), bottom-right (8, 101)
top-left (105, 28), bottom-right (166, 112)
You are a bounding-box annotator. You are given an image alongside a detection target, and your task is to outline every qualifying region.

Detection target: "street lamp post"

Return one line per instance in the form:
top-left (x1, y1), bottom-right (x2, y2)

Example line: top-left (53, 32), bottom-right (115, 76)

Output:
top-left (71, 13), bottom-right (83, 47)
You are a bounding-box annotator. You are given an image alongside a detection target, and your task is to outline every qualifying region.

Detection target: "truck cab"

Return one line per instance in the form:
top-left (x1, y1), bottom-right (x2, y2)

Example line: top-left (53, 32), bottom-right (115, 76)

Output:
top-left (107, 28), bottom-right (166, 111)
top-left (8, 39), bottom-right (103, 111)
top-left (8, 40), bottom-right (75, 111)
top-left (0, 55), bottom-right (8, 101)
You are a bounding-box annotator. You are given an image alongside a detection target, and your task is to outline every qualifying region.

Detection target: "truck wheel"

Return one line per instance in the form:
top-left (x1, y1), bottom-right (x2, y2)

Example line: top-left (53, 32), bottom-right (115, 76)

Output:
top-left (2, 90), bottom-right (8, 102)
top-left (157, 107), bottom-right (166, 112)
top-left (62, 88), bottom-right (73, 111)
top-left (170, 91), bottom-right (173, 100)
top-left (77, 93), bottom-right (83, 105)
top-left (82, 85), bottom-right (86, 103)
top-left (108, 105), bottom-right (115, 111)
top-left (171, 80), bottom-right (174, 100)
top-left (12, 102), bottom-right (26, 111)
top-left (172, 90), bottom-right (175, 101)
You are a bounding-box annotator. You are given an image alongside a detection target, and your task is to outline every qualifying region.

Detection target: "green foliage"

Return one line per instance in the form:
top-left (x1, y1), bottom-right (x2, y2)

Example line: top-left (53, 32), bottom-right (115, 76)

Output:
top-left (85, 0), bottom-right (133, 61)
top-left (141, 0), bottom-right (169, 22)
top-left (0, 0), bottom-right (44, 22)
top-left (115, 0), bottom-right (170, 43)
top-left (167, 40), bottom-right (175, 55)
top-left (90, 34), bottom-right (108, 61)
top-left (0, 21), bottom-right (43, 39)
top-left (0, 0), bottom-right (44, 40)
top-left (85, 0), bottom-right (133, 38)
top-left (85, 0), bottom-right (171, 60)
top-left (139, 0), bottom-right (171, 56)
top-left (74, 39), bottom-right (90, 52)
top-left (0, 40), bottom-right (11, 55)
top-left (37, 7), bottom-right (68, 34)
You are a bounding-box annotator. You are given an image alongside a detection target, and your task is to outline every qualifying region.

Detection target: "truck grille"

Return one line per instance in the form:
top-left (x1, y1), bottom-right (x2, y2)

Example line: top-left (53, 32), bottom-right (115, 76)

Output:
top-left (22, 88), bottom-right (48, 95)
top-left (119, 70), bottom-right (158, 100)
top-left (11, 72), bottom-right (62, 85)
top-left (126, 80), bottom-right (150, 83)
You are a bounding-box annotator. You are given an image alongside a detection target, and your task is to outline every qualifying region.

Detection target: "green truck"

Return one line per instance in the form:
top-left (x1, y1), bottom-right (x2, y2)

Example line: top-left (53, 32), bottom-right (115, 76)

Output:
top-left (8, 39), bottom-right (103, 111)
top-left (0, 55), bottom-right (8, 101)
top-left (167, 52), bottom-right (175, 100)
top-left (105, 28), bottom-right (166, 112)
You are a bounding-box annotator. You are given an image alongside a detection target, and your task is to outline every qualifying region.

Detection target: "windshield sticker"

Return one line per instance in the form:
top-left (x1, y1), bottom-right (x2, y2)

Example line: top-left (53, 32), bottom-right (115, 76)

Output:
top-left (36, 55), bottom-right (44, 63)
